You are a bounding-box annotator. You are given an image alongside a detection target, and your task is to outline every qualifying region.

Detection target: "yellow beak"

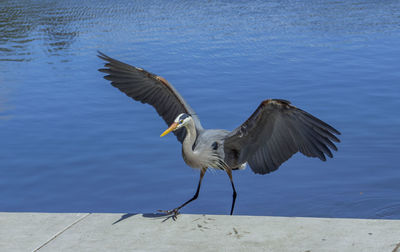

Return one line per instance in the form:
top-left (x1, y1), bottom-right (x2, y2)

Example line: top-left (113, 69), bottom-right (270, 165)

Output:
top-left (160, 122), bottom-right (179, 137)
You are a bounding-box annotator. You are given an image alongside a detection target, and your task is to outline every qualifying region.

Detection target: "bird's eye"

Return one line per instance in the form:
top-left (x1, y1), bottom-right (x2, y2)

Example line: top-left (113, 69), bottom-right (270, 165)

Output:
top-left (180, 120), bottom-right (183, 124)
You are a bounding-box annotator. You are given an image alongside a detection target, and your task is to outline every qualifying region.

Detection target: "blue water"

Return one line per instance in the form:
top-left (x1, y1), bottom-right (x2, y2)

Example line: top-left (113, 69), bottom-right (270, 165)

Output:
top-left (1, 0), bottom-right (399, 218)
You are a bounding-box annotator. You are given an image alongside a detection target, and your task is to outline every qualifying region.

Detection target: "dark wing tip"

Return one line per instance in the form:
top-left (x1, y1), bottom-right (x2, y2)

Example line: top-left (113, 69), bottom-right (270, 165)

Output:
top-left (97, 51), bottom-right (113, 73)
top-left (325, 123), bottom-right (341, 136)
top-left (97, 51), bottom-right (125, 66)
top-left (97, 50), bottom-right (108, 58)
top-left (98, 68), bottom-right (109, 74)
top-left (97, 50), bottom-right (109, 61)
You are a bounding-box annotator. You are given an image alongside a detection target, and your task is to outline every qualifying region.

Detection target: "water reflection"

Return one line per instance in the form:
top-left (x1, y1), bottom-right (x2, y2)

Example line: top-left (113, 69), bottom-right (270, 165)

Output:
top-left (0, 1), bottom-right (78, 61)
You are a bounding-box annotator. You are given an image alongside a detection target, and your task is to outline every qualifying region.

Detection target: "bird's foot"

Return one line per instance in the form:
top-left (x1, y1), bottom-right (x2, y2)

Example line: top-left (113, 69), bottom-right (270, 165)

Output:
top-left (157, 208), bottom-right (180, 221)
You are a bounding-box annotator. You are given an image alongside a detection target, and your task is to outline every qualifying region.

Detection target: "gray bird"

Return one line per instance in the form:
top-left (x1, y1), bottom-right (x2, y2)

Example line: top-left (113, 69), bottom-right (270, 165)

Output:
top-left (98, 52), bottom-right (341, 219)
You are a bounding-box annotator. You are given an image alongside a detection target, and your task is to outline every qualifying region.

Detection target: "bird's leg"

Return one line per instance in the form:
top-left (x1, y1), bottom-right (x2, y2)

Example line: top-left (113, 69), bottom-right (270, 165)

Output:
top-left (226, 169), bottom-right (237, 215)
top-left (158, 167), bottom-right (207, 220)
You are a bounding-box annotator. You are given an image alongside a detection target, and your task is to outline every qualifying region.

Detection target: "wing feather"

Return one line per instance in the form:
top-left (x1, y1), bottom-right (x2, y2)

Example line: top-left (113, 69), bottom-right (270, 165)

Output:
top-left (224, 99), bottom-right (340, 174)
top-left (98, 51), bottom-right (203, 142)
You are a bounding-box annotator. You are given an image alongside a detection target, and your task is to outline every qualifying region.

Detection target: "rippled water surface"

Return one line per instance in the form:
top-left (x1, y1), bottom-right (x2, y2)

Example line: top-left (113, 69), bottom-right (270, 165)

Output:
top-left (1, 0), bottom-right (399, 218)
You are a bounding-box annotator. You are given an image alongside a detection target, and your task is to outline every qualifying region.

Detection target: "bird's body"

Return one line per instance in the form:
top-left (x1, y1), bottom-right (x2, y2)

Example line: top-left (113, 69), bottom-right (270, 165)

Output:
top-left (181, 127), bottom-right (246, 171)
top-left (98, 52), bottom-right (341, 218)
top-left (184, 128), bottom-right (225, 169)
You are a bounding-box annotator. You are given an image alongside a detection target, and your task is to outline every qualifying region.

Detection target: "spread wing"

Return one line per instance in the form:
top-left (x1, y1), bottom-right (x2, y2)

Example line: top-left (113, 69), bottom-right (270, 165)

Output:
top-left (98, 51), bottom-right (203, 142)
top-left (223, 99), bottom-right (341, 174)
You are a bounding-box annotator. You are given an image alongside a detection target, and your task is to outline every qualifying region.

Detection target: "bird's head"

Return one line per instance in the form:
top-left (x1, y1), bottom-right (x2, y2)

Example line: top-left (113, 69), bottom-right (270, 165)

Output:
top-left (160, 113), bottom-right (191, 137)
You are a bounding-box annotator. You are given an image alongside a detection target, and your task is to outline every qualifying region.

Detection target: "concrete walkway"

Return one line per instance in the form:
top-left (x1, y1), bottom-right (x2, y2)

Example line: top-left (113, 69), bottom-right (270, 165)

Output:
top-left (1, 212), bottom-right (399, 252)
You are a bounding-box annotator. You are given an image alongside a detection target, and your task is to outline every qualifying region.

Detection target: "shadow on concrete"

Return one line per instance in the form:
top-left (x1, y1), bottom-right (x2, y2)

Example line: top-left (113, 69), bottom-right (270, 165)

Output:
top-left (142, 213), bottom-right (169, 218)
top-left (112, 213), bottom-right (138, 225)
top-left (112, 212), bottom-right (174, 225)
top-left (142, 212), bottom-right (176, 222)
top-left (142, 213), bottom-right (176, 222)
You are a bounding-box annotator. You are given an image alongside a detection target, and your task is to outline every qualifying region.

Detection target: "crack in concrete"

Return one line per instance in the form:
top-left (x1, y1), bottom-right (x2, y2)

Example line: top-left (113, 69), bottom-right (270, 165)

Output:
top-left (32, 213), bottom-right (91, 252)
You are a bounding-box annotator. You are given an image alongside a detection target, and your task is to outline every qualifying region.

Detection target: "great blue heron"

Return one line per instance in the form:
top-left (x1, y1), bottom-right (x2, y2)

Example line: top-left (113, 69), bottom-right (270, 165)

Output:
top-left (98, 52), bottom-right (340, 218)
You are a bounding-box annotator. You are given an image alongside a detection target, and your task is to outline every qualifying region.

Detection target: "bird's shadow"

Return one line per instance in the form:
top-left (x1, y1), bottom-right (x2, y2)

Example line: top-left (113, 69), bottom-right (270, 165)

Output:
top-left (112, 212), bottom-right (175, 225)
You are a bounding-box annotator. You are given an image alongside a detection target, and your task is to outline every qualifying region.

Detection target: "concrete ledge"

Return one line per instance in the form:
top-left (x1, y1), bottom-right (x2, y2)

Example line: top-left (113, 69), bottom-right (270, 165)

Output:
top-left (1, 212), bottom-right (399, 252)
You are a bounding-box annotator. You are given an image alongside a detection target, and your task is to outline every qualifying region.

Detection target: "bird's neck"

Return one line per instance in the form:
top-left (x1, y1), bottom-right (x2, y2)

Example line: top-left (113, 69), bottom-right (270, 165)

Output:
top-left (183, 119), bottom-right (197, 151)
top-left (181, 119), bottom-right (199, 168)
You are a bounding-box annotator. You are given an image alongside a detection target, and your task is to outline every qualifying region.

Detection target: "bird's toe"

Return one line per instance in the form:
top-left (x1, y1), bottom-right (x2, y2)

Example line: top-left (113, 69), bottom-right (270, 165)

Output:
top-left (157, 208), bottom-right (180, 220)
